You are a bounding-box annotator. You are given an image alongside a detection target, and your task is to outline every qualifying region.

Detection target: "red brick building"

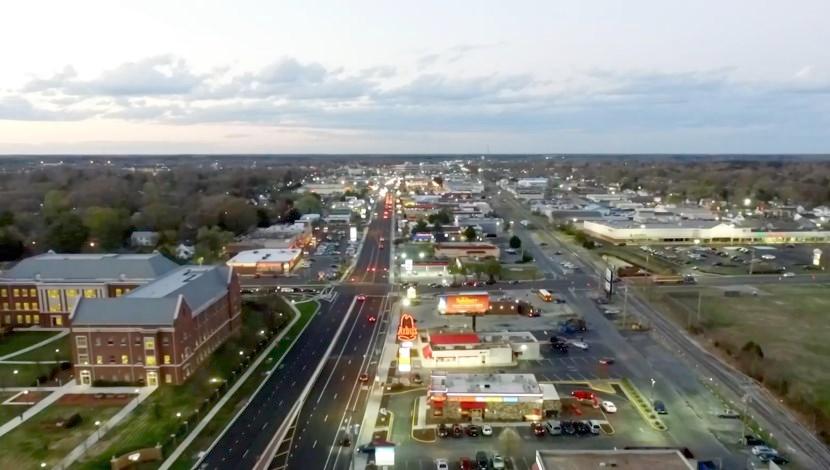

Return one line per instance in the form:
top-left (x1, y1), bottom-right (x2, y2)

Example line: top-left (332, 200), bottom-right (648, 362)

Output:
top-left (70, 265), bottom-right (241, 386)
top-left (0, 253), bottom-right (178, 328)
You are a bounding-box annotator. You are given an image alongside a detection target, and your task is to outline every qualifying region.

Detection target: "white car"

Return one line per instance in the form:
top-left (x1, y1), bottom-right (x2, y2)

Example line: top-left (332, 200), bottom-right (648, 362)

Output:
top-left (601, 401), bottom-right (617, 413)
top-left (782, 272), bottom-right (795, 278)
top-left (435, 458), bottom-right (449, 470)
top-left (492, 453), bottom-right (506, 469)
top-left (481, 424), bottom-right (493, 436)
top-left (751, 445), bottom-right (778, 456)
top-left (569, 340), bottom-right (589, 350)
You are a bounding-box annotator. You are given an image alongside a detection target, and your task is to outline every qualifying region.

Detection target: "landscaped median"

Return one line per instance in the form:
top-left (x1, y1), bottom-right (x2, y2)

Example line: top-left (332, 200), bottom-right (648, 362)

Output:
top-left (619, 378), bottom-right (668, 432)
top-left (69, 295), bottom-right (311, 470)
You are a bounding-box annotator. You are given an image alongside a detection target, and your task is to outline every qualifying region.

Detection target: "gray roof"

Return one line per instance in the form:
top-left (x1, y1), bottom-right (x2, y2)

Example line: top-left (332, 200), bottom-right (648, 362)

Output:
top-left (72, 297), bottom-right (180, 326)
top-left (1, 253), bottom-right (178, 282)
top-left (71, 264), bottom-right (231, 327)
top-left (128, 265), bottom-right (231, 314)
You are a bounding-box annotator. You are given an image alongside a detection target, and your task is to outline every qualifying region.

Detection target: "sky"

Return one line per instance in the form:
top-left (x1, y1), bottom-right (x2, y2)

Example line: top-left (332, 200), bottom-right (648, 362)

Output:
top-left (0, 0), bottom-right (828, 154)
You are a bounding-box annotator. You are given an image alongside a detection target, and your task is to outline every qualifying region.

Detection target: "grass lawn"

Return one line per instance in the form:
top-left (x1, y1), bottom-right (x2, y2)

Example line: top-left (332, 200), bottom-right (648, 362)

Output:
top-left (0, 402), bottom-right (123, 469)
top-left (653, 284), bottom-right (830, 438)
top-left (10, 334), bottom-right (72, 362)
top-left (168, 299), bottom-right (319, 469)
top-left (0, 362), bottom-right (59, 387)
top-left (71, 296), bottom-right (303, 470)
top-left (500, 264), bottom-right (542, 280)
top-left (0, 392), bottom-right (32, 426)
top-left (0, 331), bottom-right (62, 358)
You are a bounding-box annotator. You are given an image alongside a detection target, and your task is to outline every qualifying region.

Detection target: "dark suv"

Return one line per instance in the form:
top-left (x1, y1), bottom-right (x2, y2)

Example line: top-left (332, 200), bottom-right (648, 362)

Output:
top-left (475, 451), bottom-right (490, 469)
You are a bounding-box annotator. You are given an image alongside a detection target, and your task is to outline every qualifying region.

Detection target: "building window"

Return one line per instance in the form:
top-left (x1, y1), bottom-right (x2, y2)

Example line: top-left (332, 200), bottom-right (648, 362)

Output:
top-left (13, 288), bottom-right (20, 297)
top-left (32, 302), bottom-right (39, 310)
top-left (0, 288), bottom-right (6, 297)
top-left (29, 289), bottom-right (36, 297)
top-left (66, 289), bottom-right (77, 298)
top-left (95, 337), bottom-right (101, 346)
top-left (134, 337), bottom-right (141, 346)
top-left (24, 315), bottom-right (31, 324)
top-left (165, 374), bottom-right (173, 384)
top-left (115, 288), bottom-right (122, 297)
top-left (144, 337), bottom-right (156, 366)
top-left (22, 302), bottom-right (29, 311)
top-left (78, 353), bottom-right (89, 365)
top-left (163, 355), bottom-right (171, 365)
top-left (120, 337), bottom-right (127, 346)
top-left (32, 314), bottom-right (39, 324)
top-left (48, 289), bottom-right (59, 299)
top-left (107, 337), bottom-right (114, 346)
top-left (108, 355), bottom-right (115, 364)
top-left (96, 355), bottom-right (103, 365)
top-left (121, 355), bottom-right (129, 364)
top-left (49, 304), bottom-right (61, 312)
top-left (83, 289), bottom-right (97, 299)
top-left (1, 303), bottom-right (7, 311)
top-left (54, 316), bottom-right (63, 326)
top-left (76, 336), bottom-right (88, 347)
top-left (16, 314), bottom-right (22, 323)
top-left (3, 314), bottom-right (9, 324)
top-left (14, 303), bottom-right (21, 310)
top-left (162, 336), bottom-right (169, 346)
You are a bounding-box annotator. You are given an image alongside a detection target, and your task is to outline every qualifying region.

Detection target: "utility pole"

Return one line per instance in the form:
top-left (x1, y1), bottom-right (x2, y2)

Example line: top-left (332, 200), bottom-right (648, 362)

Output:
top-left (696, 290), bottom-right (702, 325)
top-left (749, 248), bottom-right (755, 275)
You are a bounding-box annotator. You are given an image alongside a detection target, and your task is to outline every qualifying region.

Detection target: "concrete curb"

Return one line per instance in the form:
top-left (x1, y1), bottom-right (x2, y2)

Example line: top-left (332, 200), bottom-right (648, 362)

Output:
top-left (185, 299), bottom-right (317, 470)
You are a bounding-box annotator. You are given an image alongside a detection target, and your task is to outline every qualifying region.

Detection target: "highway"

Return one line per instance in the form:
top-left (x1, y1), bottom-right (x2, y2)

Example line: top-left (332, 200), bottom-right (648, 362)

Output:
top-left (197, 197), bottom-right (393, 470)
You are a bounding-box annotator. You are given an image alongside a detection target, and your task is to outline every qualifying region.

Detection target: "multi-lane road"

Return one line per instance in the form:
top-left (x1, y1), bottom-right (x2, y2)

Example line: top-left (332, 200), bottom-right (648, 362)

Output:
top-left (198, 198), bottom-right (394, 470)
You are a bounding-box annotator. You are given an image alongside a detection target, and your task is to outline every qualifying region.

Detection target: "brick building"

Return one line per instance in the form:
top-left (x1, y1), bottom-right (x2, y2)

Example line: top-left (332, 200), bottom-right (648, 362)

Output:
top-left (0, 253), bottom-right (178, 328)
top-left (69, 265), bottom-right (241, 386)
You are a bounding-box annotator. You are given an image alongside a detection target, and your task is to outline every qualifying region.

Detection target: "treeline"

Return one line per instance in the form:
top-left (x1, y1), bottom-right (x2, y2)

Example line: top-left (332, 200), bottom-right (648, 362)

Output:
top-left (0, 165), bottom-right (320, 261)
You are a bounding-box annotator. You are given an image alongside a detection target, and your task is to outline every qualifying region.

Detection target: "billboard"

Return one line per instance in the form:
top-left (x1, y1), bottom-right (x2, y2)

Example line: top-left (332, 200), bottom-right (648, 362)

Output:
top-left (397, 313), bottom-right (418, 342)
top-left (438, 292), bottom-right (490, 315)
top-left (349, 226), bottom-right (358, 242)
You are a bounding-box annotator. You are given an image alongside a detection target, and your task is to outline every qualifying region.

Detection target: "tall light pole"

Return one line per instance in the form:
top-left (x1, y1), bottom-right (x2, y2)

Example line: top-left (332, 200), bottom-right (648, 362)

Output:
top-left (650, 378), bottom-right (656, 402)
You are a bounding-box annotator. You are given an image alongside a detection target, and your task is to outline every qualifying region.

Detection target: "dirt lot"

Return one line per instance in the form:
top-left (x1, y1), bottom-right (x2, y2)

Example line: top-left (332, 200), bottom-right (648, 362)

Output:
top-left (653, 284), bottom-right (830, 438)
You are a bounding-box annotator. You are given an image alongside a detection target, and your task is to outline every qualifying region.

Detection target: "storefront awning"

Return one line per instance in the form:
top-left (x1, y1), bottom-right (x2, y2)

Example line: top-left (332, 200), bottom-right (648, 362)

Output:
top-left (460, 401), bottom-right (486, 410)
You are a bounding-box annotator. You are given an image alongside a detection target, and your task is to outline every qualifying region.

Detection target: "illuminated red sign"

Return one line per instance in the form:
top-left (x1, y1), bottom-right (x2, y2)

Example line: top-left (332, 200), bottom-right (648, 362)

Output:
top-left (397, 313), bottom-right (418, 342)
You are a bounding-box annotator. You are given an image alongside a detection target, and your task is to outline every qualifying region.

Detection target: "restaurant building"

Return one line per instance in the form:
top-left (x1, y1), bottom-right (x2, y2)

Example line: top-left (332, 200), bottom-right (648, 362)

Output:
top-left (427, 372), bottom-right (560, 421)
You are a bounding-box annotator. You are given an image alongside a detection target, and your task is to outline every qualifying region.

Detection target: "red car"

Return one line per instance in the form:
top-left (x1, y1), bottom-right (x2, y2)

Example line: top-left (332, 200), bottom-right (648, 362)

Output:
top-left (358, 373), bottom-right (369, 383)
top-left (531, 422), bottom-right (546, 436)
top-left (571, 390), bottom-right (597, 401)
top-left (368, 315), bottom-right (377, 323)
top-left (458, 457), bottom-right (475, 470)
top-left (356, 294), bottom-right (367, 301)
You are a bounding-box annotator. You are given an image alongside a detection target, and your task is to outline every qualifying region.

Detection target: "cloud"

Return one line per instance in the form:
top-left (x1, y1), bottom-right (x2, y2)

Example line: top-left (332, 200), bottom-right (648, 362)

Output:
top-left (25, 55), bottom-right (203, 96)
top-left (416, 42), bottom-right (502, 68)
top-left (0, 95), bottom-right (91, 121)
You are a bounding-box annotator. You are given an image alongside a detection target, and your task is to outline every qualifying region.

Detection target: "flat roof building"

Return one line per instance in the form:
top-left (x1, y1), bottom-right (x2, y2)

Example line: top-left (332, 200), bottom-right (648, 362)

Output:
top-left (434, 242), bottom-right (499, 260)
top-left (226, 249), bottom-right (302, 276)
top-left (583, 220), bottom-right (830, 244)
top-left (535, 449), bottom-right (695, 470)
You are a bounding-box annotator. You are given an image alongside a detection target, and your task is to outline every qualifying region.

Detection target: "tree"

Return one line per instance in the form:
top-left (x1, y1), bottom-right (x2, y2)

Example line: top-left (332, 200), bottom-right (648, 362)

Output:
top-left (482, 258), bottom-right (503, 282)
top-left (83, 207), bottom-right (129, 250)
top-left (0, 210), bottom-right (14, 227)
top-left (194, 226), bottom-right (234, 263)
top-left (427, 208), bottom-right (452, 225)
top-left (462, 226), bottom-right (477, 242)
top-left (46, 213), bottom-right (89, 252)
top-left (447, 258), bottom-right (467, 284)
top-left (413, 219), bottom-right (428, 233)
top-left (294, 193), bottom-right (323, 215)
top-left (139, 202), bottom-right (183, 231)
top-left (509, 235), bottom-right (522, 249)
top-left (0, 227), bottom-right (25, 261)
top-left (43, 189), bottom-right (70, 223)
top-left (217, 197), bottom-right (258, 234)
top-left (432, 222), bottom-right (444, 234)
top-left (256, 208), bottom-right (272, 227)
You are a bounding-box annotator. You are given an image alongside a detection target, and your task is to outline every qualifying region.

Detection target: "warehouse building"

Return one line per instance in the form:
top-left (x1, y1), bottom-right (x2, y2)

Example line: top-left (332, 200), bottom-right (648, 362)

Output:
top-left (535, 449), bottom-right (695, 470)
top-left (225, 249), bottom-right (302, 276)
top-left (418, 331), bottom-right (540, 368)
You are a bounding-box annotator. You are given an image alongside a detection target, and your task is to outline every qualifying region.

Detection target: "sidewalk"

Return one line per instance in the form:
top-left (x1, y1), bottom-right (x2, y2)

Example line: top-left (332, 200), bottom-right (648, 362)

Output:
top-left (0, 329), bottom-right (68, 361)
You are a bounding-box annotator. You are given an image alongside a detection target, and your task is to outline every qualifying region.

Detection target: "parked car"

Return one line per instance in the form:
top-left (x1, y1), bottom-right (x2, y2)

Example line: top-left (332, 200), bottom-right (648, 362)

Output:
top-left (491, 453), bottom-right (506, 469)
top-left (653, 400), bottom-right (667, 414)
top-left (598, 357), bottom-right (615, 365)
top-left (475, 451), bottom-right (490, 469)
top-left (435, 458), bottom-right (449, 470)
top-left (481, 424), bottom-right (493, 436)
top-left (544, 420), bottom-right (562, 435)
top-left (457, 457), bottom-right (474, 470)
top-left (437, 423), bottom-right (449, 438)
top-left (751, 445), bottom-right (778, 456)
top-left (743, 435), bottom-right (767, 446)
top-left (569, 340), bottom-right (589, 350)
top-left (465, 424), bottom-right (481, 437)
top-left (571, 390), bottom-right (596, 401)
top-left (759, 454), bottom-right (789, 465)
top-left (412, 373), bottom-right (422, 384)
top-left (452, 423), bottom-right (463, 438)
top-left (601, 401), bottom-right (617, 413)
top-left (531, 422), bottom-right (546, 436)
